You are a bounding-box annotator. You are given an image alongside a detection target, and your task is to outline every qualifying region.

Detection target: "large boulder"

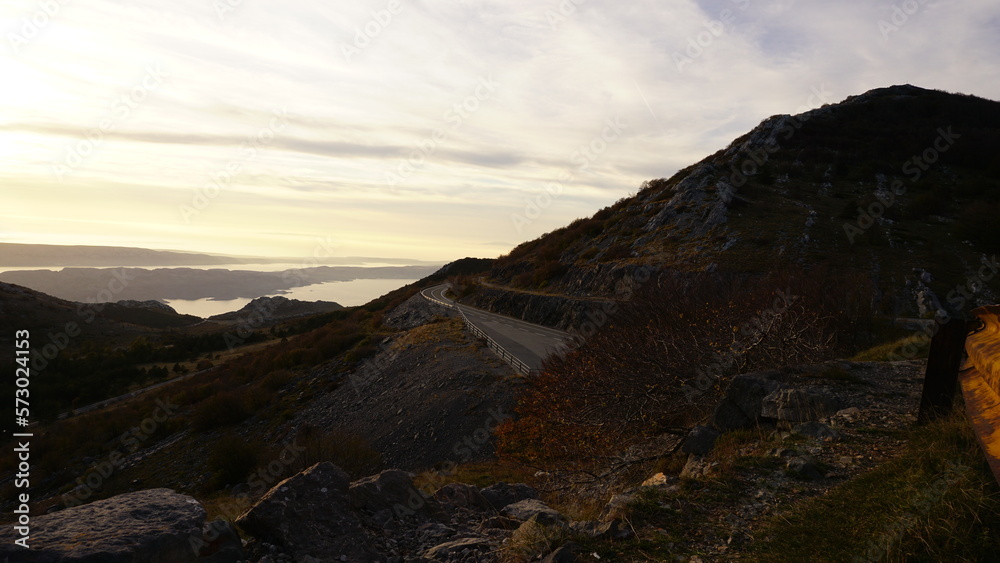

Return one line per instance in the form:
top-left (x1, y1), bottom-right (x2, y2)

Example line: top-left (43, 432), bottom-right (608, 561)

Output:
top-left (348, 469), bottom-right (440, 520)
top-left (236, 462), bottom-right (379, 562)
top-left (712, 372), bottom-right (783, 431)
top-left (681, 425), bottom-right (721, 456)
top-left (479, 482), bottom-right (538, 511)
top-left (0, 488), bottom-right (210, 563)
top-left (761, 388), bottom-right (842, 422)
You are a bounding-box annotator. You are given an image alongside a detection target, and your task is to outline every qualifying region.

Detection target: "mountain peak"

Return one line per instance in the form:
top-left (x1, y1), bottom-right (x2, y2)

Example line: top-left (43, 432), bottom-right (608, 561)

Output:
top-left (490, 85), bottom-right (1000, 310)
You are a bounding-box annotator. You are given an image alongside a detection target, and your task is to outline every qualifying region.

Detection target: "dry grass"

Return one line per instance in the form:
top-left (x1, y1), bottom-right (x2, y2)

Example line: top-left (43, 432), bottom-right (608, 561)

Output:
top-left (746, 407), bottom-right (1000, 562)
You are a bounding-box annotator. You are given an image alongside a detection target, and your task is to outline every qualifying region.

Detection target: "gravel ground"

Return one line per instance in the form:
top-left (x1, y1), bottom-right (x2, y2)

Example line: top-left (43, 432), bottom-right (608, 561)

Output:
top-left (296, 295), bottom-right (526, 471)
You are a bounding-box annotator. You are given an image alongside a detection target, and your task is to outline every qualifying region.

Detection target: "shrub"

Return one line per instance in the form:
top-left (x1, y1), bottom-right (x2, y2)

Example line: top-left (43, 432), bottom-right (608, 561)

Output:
top-left (208, 434), bottom-right (264, 488)
top-left (193, 391), bottom-right (251, 431)
top-left (497, 269), bottom-right (875, 478)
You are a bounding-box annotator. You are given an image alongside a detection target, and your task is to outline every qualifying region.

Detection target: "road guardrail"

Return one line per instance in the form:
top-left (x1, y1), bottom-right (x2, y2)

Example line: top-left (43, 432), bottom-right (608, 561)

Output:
top-left (422, 285), bottom-right (541, 376)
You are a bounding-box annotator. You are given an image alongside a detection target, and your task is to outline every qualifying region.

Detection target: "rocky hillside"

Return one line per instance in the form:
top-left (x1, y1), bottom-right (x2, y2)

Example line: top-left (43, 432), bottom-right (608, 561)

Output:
top-left (4, 356), bottom-right (964, 562)
top-left (483, 85), bottom-right (1000, 319)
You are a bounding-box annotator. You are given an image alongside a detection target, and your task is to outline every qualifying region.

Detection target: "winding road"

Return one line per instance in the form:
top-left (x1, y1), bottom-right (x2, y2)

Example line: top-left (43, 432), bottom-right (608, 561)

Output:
top-left (421, 284), bottom-right (572, 373)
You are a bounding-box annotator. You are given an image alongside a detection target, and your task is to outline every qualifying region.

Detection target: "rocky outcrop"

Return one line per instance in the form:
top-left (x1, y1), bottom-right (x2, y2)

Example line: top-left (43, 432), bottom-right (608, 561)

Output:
top-left (230, 462), bottom-right (595, 562)
top-left (236, 462), bottom-right (380, 562)
top-left (713, 367), bottom-right (845, 431)
top-left (761, 388), bottom-right (842, 422)
top-left (349, 469), bottom-right (442, 521)
top-left (479, 482), bottom-right (538, 511)
top-left (0, 488), bottom-right (239, 563)
top-left (712, 371), bottom-right (783, 431)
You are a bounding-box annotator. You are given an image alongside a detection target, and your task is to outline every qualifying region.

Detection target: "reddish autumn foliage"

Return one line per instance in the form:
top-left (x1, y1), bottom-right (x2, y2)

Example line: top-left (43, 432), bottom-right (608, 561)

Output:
top-left (496, 269), bottom-right (874, 472)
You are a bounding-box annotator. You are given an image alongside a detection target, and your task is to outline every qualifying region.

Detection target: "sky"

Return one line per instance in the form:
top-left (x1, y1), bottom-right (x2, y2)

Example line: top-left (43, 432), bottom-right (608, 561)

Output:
top-left (1, 0), bottom-right (999, 262)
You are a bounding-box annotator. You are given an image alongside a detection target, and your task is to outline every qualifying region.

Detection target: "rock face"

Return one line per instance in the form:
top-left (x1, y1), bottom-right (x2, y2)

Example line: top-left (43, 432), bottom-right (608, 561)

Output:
top-left (236, 462), bottom-right (380, 562)
top-left (712, 372), bottom-right (783, 431)
top-left (0, 488), bottom-right (218, 563)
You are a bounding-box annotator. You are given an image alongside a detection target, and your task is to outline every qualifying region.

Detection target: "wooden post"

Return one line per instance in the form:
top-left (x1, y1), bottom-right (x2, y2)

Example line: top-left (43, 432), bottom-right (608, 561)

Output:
top-left (917, 317), bottom-right (969, 424)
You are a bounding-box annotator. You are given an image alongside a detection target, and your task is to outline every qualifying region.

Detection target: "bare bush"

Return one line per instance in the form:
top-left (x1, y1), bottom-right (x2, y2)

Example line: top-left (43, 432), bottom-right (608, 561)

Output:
top-left (497, 269), bottom-right (874, 482)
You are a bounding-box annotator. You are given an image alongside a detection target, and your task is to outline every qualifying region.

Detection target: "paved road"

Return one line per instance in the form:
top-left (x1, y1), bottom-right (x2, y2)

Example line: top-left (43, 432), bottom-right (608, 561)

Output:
top-left (422, 284), bottom-right (572, 372)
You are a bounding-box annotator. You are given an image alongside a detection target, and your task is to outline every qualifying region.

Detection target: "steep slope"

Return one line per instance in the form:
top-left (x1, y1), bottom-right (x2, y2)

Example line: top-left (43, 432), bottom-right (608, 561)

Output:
top-left (486, 85), bottom-right (1000, 317)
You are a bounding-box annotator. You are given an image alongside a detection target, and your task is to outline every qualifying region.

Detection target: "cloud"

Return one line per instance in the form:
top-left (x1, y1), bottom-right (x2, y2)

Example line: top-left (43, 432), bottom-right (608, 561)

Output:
top-left (2, 0), bottom-right (999, 260)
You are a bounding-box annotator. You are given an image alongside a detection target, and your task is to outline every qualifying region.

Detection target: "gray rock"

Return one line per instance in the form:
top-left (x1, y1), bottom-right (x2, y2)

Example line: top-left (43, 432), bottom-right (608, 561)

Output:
top-left (834, 406), bottom-right (861, 421)
top-left (236, 462), bottom-right (379, 562)
top-left (0, 488), bottom-right (205, 563)
top-left (786, 456), bottom-right (824, 481)
top-left (792, 421), bottom-right (841, 440)
top-left (598, 493), bottom-right (636, 523)
top-left (349, 469), bottom-right (439, 520)
top-left (431, 482), bottom-right (491, 512)
top-left (680, 455), bottom-right (719, 479)
top-left (479, 482), bottom-right (538, 511)
top-left (501, 499), bottom-right (566, 524)
top-left (479, 515), bottom-right (521, 530)
top-left (712, 372), bottom-right (783, 431)
top-left (569, 519), bottom-right (632, 540)
top-left (766, 447), bottom-right (798, 458)
top-left (761, 388), bottom-right (842, 422)
top-left (423, 537), bottom-right (492, 560)
top-left (682, 425), bottom-right (722, 456)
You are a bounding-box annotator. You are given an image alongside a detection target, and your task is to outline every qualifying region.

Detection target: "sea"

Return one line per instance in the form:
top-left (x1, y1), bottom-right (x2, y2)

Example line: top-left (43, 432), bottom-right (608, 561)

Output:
top-left (0, 262), bottom-right (424, 318)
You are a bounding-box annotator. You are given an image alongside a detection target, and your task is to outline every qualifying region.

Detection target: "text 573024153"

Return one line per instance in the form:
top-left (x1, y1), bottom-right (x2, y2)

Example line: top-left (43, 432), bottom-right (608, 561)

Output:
top-left (12, 330), bottom-right (33, 549)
